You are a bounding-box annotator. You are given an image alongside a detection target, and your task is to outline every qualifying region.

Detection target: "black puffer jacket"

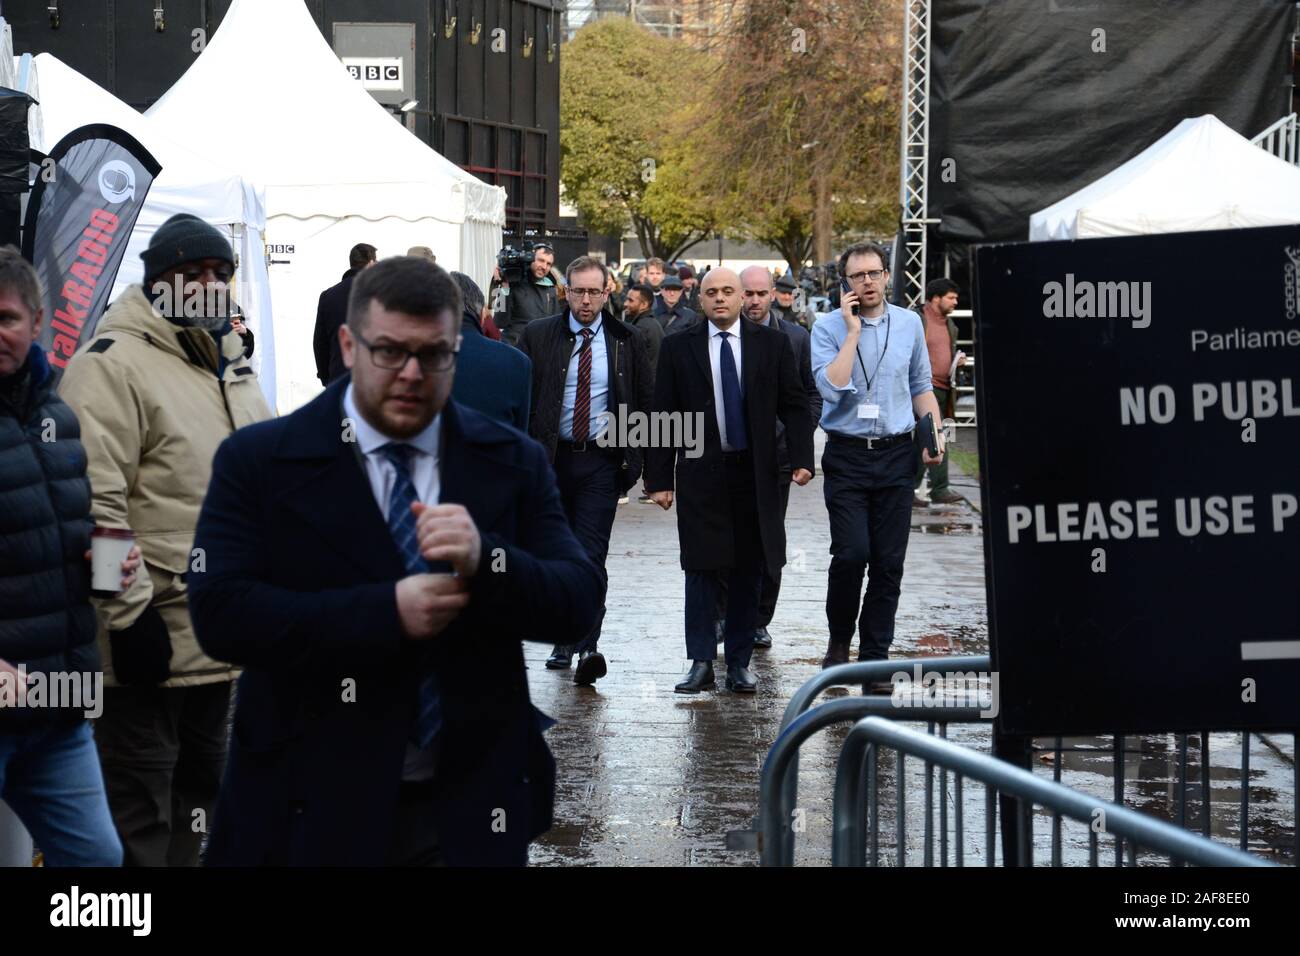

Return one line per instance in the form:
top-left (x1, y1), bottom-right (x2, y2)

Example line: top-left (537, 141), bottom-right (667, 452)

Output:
top-left (0, 344), bottom-right (97, 730)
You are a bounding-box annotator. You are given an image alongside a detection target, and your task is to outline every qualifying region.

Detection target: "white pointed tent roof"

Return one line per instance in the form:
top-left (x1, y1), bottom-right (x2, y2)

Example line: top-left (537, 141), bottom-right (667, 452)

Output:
top-left (1029, 115), bottom-right (1300, 241)
top-left (26, 52), bottom-right (277, 405)
top-left (146, 0), bottom-right (504, 227)
top-left (28, 52), bottom-right (267, 276)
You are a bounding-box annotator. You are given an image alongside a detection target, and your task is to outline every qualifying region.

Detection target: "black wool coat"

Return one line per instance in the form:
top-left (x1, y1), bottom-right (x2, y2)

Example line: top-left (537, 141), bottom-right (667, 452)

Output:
top-left (644, 318), bottom-right (814, 573)
top-left (190, 388), bottom-right (602, 866)
top-left (312, 270), bottom-right (355, 386)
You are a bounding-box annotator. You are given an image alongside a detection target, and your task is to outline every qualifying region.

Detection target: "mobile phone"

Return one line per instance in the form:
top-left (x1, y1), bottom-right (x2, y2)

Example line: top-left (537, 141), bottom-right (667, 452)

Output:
top-left (918, 412), bottom-right (940, 458)
top-left (840, 277), bottom-right (858, 318)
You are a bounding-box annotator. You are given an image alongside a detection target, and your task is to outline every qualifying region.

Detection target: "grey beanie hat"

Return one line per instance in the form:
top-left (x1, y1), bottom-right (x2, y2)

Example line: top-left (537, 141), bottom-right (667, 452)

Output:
top-left (141, 214), bottom-right (234, 284)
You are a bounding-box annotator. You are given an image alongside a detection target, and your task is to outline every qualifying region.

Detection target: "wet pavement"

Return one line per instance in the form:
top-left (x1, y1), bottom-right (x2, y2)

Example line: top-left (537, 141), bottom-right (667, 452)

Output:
top-left (525, 433), bottom-right (1295, 866)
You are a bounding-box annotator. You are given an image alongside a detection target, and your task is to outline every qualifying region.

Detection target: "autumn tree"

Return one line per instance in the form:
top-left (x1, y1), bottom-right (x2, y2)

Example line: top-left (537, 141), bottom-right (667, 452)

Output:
top-left (690, 0), bottom-right (902, 272)
top-left (560, 18), bottom-right (730, 260)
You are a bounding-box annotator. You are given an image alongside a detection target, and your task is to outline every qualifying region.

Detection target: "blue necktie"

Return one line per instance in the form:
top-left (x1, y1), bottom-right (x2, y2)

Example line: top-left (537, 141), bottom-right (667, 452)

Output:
top-left (719, 331), bottom-right (747, 451)
top-left (380, 443), bottom-right (443, 748)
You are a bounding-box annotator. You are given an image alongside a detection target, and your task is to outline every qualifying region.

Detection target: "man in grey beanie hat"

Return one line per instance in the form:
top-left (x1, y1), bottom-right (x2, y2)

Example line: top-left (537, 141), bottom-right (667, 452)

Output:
top-left (57, 213), bottom-right (272, 866)
top-left (141, 214), bottom-right (238, 334)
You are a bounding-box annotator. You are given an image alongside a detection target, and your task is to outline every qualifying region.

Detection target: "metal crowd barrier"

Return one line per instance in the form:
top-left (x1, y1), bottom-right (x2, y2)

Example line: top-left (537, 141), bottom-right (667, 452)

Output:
top-left (834, 719), bottom-right (1268, 867)
top-left (755, 656), bottom-right (1293, 866)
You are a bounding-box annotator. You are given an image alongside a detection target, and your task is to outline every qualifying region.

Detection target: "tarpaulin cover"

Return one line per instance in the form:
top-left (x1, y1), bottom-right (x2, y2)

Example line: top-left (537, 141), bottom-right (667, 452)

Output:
top-left (929, 0), bottom-right (1294, 243)
top-left (0, 87), bottom-right (32, 194)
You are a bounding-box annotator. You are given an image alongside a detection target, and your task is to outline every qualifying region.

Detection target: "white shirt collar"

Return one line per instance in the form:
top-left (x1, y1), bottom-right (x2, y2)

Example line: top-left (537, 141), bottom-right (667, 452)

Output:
top-left (710, 319), bottom-right (743, 339)
top-left (343, 383), bottom-right (442, 459)
top-left (569, 312), bottom-right (603, 336)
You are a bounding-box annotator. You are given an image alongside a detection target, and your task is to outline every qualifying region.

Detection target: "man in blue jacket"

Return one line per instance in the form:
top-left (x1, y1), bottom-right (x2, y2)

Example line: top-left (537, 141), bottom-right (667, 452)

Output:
top-left (189, 256), bottom-right (601, 866)
top-left (449, 271), bottom-right (531, 431)
top-left (0, 247), bottom-right (137, 866)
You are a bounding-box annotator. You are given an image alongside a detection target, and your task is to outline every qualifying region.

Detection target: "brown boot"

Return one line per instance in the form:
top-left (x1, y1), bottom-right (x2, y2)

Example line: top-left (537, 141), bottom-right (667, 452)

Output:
top-left (821, 640), bottom-right (851, 669)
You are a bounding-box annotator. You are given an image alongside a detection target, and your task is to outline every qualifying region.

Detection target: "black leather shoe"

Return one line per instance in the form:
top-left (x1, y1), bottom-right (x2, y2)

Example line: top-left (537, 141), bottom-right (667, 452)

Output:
top-left (545, 645), bottom-right (574, 669)
top-left (675, 661), bottom-right (715, 694)
top-left (714, 620), bottom-right (725, 644)
top-left (725, 664), bottom-right (758, 693)
top-left (574, 650), bottom-right (607, 686)
top-left (821, 640), bottom-right (850, 669)
top-left (752, 626), bottom-right (772, 649)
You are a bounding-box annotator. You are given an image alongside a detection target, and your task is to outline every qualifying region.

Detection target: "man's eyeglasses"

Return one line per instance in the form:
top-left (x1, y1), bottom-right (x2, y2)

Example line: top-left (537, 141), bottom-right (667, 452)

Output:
top-left (568, 288), bottom-right (607, 300)
top-left (182, 267), bottom-right (233, 284)
top-left (354, 330), bottom-right (458, 372)
top-left (848, 270), bottom-right (887, 284)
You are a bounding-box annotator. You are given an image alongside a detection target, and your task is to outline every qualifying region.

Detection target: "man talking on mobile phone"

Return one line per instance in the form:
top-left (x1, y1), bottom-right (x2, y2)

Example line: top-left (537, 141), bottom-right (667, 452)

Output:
top-left (809, 242), bottom-right (945, 678)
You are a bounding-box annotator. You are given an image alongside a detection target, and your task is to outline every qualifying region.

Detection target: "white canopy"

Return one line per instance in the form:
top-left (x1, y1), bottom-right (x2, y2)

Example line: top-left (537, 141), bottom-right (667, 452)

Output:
top-left (20, 53), bottom-right (277, 407)
top-left (147, 0), bottom-right (506, 411)
top-left (1029, 115), bottom-right (1300, 241)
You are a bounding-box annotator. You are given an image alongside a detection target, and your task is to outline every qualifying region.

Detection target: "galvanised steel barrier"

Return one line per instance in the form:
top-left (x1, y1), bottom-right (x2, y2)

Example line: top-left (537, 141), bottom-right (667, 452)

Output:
top-left (761, 657), bottom-right (990, 866)
top-left (757, 656), bottom-right (1295, 866)
top-left (833, 718), bottom-right (1270, 867)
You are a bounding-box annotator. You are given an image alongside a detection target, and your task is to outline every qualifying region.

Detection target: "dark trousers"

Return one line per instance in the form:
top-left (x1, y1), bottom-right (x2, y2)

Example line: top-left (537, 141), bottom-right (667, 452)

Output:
top-left (714, 478), bottom-right (791, 628)
top-left (759, 479), bottom-right (792, 627)
top-left (822, 437), bottom-right (915, 660)
top-left (553, 444), bottom-right (622, 653)
top-left (387, 780), bottom-right (443, 866)
top-left (686, 451), bottom-right (763, 667)
top-left (93, 681), bottom-right (232, 867)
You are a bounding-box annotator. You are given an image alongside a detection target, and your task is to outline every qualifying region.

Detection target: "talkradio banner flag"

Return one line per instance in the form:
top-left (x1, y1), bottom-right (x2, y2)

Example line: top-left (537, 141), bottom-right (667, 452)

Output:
top-left (21, 123), bottom-right (160, 378)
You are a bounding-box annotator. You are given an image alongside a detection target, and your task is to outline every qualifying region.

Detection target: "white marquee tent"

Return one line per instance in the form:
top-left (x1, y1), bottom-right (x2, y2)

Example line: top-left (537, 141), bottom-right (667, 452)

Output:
top-left (1029, 115), bottom-right (1300, 241)
top-left (147, 0), bottom-right (506, 411)
top-left (18, 52), bottom-right (277, 406)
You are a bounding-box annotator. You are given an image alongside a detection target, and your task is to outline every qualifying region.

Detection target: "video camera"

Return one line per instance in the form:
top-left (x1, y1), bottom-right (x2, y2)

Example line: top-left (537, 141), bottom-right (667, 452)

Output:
top-left (497, 240), bottom-right (550, 285)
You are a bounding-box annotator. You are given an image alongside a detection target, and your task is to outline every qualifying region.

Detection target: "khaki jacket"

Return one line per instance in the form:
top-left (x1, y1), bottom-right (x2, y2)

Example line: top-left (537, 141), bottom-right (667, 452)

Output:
top-left (59, 285), bottom-right (272, 687)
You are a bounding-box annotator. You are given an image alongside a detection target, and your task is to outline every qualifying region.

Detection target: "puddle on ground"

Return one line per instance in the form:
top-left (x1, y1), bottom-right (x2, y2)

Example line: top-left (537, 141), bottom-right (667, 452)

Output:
top-left (912, 523), bottom-right (980, 535)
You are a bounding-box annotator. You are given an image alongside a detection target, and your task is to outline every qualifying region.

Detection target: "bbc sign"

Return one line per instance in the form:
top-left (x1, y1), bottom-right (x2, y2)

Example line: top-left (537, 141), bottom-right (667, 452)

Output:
top-left (342, 57), bottom-right (404, 92)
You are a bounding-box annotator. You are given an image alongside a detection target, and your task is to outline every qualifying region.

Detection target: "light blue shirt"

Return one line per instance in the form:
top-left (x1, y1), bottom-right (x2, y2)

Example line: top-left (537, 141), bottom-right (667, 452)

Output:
top-left (559, 312), bottom-right (609, 440)
top-left (810, 303), bottom-right (932, 439)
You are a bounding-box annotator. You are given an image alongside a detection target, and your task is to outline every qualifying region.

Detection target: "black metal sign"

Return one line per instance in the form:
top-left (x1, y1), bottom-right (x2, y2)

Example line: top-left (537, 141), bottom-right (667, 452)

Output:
top-left (975, 225), bottom-right (1300, 734)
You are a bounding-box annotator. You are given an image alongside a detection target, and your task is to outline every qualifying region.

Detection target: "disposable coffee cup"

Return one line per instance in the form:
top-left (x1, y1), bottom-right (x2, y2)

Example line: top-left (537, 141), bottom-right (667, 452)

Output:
top-left (91, 528), bottom-right (135, 597)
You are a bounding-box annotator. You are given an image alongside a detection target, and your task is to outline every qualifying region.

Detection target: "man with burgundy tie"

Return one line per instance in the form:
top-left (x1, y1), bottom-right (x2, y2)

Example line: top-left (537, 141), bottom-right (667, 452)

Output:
top-left (644, 268), bottom-right (815, 694)
top-left (518, 257), bottom-right (653, 686)
top-left (188, 256), bottom-right (601, 865)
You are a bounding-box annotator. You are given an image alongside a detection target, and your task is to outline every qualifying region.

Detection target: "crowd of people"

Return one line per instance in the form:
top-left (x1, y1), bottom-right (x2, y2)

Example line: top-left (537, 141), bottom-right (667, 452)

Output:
top-left (0, 214), bottom-right (964, 867)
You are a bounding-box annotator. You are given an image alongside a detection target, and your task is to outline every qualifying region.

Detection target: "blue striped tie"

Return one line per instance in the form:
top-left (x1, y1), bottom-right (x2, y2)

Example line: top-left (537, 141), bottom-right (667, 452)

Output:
top-left (380, 443), bottom-right (442, 748)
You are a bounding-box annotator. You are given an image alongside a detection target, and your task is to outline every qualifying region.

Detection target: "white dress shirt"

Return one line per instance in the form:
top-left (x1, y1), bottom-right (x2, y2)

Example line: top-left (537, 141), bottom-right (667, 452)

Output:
top-left (343, 385), bottom-right (442, 513)
top-left (342, 384), bottom-right (442, 782)
top-left (707, 320), bottom-right (744, 451)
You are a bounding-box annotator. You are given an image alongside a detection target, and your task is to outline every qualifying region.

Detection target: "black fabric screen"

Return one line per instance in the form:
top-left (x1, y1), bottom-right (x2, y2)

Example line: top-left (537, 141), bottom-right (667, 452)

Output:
top-left (929, 0), bottom-right (1294, 243)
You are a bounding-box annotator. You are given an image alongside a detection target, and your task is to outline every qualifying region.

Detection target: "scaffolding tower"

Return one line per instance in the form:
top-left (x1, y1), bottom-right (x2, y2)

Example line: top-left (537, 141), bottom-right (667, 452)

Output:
top-left (899, 0), bottom-right (936, 311)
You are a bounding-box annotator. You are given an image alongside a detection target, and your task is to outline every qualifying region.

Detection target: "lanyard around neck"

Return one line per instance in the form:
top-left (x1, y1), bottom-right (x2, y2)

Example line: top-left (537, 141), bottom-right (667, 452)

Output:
top-left (853, 313), bottom-right (890, 395)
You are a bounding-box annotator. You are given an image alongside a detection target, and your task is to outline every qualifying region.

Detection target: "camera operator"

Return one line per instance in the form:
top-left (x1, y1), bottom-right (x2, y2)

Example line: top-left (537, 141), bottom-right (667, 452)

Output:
top-left (494, 242), bottom-right (559, 347)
